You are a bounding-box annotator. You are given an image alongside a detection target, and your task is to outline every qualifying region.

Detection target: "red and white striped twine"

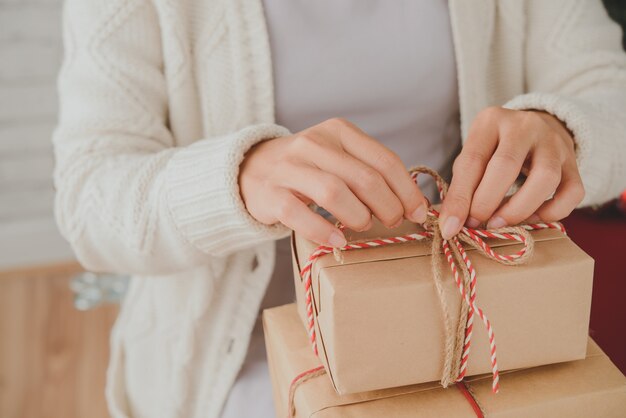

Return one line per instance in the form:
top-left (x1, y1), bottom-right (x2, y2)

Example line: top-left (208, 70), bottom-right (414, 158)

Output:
top-left (299, 167), bottom-right (565, 394)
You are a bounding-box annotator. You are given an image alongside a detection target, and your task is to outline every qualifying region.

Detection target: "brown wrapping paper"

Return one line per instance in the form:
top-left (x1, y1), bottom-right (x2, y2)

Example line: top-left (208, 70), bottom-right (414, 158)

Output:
top-left (264, 304), bottom-right (626, 418)
top-left (291, 218), bottom-right (594, 394)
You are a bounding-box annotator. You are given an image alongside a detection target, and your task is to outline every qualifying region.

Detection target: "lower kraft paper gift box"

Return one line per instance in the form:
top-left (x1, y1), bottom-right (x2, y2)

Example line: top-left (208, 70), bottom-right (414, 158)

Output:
top-left (291, 193), bottom-right (594, 394)
top-left (264, 304), bottom-right (626, 418)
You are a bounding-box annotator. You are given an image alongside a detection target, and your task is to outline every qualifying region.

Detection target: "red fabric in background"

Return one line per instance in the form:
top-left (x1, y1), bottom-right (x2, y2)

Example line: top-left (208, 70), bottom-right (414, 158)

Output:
top-left (562, 208), bottom-right (626, 374)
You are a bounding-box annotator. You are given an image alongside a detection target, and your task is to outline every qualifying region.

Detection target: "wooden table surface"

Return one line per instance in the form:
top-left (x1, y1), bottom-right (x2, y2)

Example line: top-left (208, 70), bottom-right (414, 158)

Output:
top-left (0, 262), bottom-right (119, 418)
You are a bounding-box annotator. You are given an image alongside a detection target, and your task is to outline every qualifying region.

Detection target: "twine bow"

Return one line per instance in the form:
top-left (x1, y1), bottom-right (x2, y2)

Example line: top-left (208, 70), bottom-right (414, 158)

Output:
top-left (299, 166), bottom-right (565, 394)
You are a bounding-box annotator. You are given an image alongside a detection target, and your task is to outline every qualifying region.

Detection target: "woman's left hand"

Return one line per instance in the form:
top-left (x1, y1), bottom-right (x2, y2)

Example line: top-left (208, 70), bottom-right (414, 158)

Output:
top-left (439, 107), bottom-right (585, 239)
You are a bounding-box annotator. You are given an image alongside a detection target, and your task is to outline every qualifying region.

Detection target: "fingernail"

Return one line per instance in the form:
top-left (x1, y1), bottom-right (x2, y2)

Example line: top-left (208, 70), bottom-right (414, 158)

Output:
top-left (327, 231), bottom-right (347, 248)
top-left (411, 204), bottom-right (428, 224)
top-left (441, 216), bottom-right (460, 240)
top-left (487, 216), bottom-right (507, 229)
top-left (466, 217), bottom-right (481, 228)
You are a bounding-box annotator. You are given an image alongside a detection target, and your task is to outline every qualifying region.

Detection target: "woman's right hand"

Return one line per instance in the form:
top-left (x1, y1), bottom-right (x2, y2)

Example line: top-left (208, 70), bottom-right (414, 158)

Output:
top-left (239, 118), bottom-right (428, 247)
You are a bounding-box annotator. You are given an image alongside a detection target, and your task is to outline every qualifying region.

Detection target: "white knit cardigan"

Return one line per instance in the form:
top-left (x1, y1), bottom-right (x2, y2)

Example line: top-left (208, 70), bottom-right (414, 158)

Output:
top-left (53, 0), bottom-right (626, 417)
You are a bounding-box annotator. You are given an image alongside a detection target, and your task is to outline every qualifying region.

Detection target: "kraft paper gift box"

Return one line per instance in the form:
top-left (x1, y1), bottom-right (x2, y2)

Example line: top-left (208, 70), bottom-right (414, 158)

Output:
top-left (264, 304), bottom-right (626, 418)
top-left (291, 217), bottom-right (594, 394)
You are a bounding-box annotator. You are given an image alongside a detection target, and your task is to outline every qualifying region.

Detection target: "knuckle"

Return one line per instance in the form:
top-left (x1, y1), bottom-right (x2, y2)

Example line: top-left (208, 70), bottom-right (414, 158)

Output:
top-left (326, 117), bottom-right (350, 129)
top-left (545, 136), bottom-right (562, 150)
top-left (492, 149), bottom-right (522, 167)
top-left (453, 151), bottom-right (486, 174)
top-left (477, 106), bottom-right (503, 122)
top-left (275, 196), bottom-right (295, 222)
top-left (374, 151), bottom-right (402, 173)
top-left (535, 160), bottom-right (562, 183)
top-left (356, 167), bottom-right (383, 190)
top-left (516, 110), bottom-right (541, 127)
top-left (478, 106), bottom-right (500, 119)
top-left (548, 139), bottom-right (567, 162)
top-left (318, 177), bottom-right (343, 205)
top-left (292, 133), bottom-right (320, 150)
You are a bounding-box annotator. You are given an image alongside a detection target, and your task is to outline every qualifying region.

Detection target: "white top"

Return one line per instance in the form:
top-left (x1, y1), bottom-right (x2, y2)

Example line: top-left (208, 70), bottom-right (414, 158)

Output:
top-left (267, 0), bottom-right (461, 198)
top-left (222, 1), bottom-right (461, 416)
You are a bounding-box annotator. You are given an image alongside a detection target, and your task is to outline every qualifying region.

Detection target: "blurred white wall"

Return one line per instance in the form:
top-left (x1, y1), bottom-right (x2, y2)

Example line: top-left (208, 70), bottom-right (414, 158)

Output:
top-left (0, 0), bottom-right (74, 269)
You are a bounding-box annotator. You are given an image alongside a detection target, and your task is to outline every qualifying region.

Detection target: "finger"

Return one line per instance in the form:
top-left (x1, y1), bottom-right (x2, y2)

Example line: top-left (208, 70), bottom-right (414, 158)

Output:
top-left (274, 163), bottom-right (373, 232)
top-left (469, 131), bottom-right (531, 225)
top-left (305, 145), bottom-right (408, 228)
top-left (534, 160), bottom-right (585, 222)
top-left (439, 107), bottom-right (500, 239)
top-left (330, 119), bottom-right (428, 224)
top-left (487, 146), bottom-right (562, 228)
top-left (290, 127), bottom-right (403, 227)
top-left (272, 188), bottom-right (347, 247)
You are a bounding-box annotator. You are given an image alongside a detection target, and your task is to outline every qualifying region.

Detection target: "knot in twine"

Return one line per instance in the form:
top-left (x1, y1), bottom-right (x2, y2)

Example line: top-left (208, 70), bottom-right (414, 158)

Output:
top-left (299, 166), bottom-right (566, 395)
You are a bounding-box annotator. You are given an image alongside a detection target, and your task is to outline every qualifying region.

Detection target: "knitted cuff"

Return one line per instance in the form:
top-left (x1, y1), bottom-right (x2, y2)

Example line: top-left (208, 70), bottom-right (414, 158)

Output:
top-left (166, 123), bottom-right (292, 256)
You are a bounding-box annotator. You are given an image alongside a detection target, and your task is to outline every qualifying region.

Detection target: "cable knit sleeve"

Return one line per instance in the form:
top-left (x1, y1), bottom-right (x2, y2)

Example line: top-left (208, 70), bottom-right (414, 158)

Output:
top-left (52, 0), bottom-right (290, 275)
top-left (503, 0), bottom-right (626, 206)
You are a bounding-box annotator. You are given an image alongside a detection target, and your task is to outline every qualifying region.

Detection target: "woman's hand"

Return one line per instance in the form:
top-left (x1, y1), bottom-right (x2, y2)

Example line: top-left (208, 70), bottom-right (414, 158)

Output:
top-left (440, 107), bottom-right (585, 239)
top-left (239, 118), bottom-right (428, 247)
